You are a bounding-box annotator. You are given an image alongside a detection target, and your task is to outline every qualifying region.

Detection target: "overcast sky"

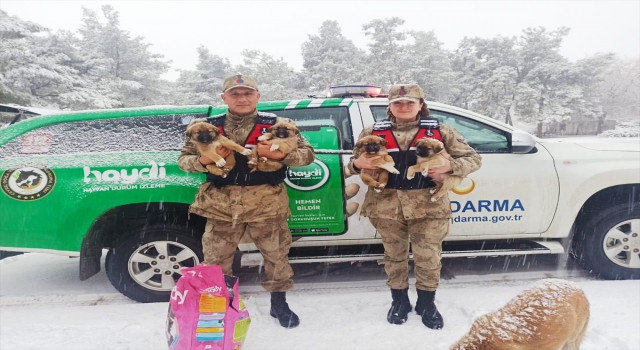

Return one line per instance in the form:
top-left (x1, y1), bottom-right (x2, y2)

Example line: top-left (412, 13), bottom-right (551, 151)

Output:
top-left (3, 0), bottom-right (639, 81)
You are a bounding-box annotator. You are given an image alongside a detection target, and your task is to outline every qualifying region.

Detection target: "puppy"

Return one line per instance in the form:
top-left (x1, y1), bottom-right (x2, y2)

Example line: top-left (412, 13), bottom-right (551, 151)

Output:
top-left (185, 118), bottom-right (252, 178)
top-left (407, 138), bottom-right (463, 202)
top-left (248, 121), bottom-right (299, 172)
top-left (355, 135), bottom-right (400, 193)
top-left (450, 278), bottom-right (590, 350)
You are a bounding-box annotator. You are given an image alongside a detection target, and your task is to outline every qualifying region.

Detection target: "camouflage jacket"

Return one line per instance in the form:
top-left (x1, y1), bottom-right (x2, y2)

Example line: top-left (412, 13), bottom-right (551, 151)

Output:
top-left (345, 120), bottom-right (482, 220)
top-left (178, 110), bottom-right (315, 222)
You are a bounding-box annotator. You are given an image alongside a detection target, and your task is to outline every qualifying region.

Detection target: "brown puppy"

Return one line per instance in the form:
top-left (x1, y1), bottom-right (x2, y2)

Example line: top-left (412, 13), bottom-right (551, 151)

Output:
top-left (407, 138), bottom-right (463, 202)
top-left (247, 121), bottom-right (300, 172)
top-left (185, 118), bottom-right (252, 178)
top-left (450, 278), bottom-right (590, 350)
top-left (355, 135), bottom-right (400, 193)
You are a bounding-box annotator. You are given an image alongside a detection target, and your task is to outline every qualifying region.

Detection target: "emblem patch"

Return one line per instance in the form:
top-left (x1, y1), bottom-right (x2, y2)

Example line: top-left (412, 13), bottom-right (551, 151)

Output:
top-left (1, 166), bottom-right (56, 201)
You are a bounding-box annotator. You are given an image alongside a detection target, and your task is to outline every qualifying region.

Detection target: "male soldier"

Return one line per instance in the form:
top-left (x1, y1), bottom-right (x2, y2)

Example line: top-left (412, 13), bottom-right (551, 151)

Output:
top-left (345, 84), bottom-right (482, 329)
top-left (178, 74), bottom-right (315, 329)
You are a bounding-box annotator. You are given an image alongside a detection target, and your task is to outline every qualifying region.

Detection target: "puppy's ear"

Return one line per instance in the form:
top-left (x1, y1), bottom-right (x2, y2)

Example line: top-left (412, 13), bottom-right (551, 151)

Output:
top-left (433, 143), bottom-right (444, 154)
top-left (185, 129), bottom-right (193, 138)
top-left (355, 138), bottom-right (365, 149)
top-left (377, 137), bottom-right (387, 146)
top-left (293, 128), bottom-right (300, 135)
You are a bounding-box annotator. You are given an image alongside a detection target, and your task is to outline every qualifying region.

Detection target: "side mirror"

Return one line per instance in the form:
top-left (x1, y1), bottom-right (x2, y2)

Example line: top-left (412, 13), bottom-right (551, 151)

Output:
top-left (511, 129), bottom-right (536, 154)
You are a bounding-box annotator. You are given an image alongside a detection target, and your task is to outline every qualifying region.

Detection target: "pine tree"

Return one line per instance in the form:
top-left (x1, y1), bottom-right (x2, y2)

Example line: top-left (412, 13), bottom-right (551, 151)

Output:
top-left (301, 20), bottom-right (367, 92)
top-left (77, 5), bottom-right (170, 107)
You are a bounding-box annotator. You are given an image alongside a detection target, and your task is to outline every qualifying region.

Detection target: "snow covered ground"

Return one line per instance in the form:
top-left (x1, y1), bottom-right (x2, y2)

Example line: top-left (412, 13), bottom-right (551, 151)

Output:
top-left (1, 253), bottom-right (639, 350)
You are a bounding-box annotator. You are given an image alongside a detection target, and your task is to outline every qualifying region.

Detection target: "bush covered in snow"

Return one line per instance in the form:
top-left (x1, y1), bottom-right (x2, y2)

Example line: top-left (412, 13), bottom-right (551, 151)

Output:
top-left (598, 120), bottom-right (640, 138)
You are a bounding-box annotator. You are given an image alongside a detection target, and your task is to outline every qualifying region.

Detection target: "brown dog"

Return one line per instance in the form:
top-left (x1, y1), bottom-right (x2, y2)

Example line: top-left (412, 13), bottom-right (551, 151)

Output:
top-left (355, 135), bottom-right (400, 193)
top-left (185, 118), bottom-right (252, 177)
top-left (248, 121), bottom-right (299, 172)
top-left (407, 138), bottom-right (463, 202)
top-left (450, 278), bottom-right (590, 350)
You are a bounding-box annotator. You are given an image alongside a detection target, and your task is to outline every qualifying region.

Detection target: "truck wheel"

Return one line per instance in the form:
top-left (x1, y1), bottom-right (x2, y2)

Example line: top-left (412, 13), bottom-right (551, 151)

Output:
top-left (105, 225), bottom-right (203, 303)
top-left (572, 203), bottom-right (640, 280)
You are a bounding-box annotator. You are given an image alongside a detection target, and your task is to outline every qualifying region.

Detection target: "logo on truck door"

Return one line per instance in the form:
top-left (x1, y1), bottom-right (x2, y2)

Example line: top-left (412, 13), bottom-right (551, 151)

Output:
top-left (1, 166), bottom-right (56, 201)
top-left (285, 160), bottom-right (330, 191)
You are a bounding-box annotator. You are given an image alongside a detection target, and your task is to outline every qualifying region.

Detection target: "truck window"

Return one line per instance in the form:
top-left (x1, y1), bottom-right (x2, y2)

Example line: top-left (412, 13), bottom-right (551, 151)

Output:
top-left (369, 106), bottom-right (509, 153)
top-left (269, 107), bottom-right (354, 150)
top-left (0, 114), bottom-right (200, 157)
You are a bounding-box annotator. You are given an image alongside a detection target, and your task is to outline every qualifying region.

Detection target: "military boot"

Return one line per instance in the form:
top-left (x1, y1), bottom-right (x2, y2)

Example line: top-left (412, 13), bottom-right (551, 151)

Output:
top-left (387, 288), bottom-right (412, 325)
top-left (270, 292), bottom-right (300, 329)
top-left (415, 289), bottom-right (444, 329)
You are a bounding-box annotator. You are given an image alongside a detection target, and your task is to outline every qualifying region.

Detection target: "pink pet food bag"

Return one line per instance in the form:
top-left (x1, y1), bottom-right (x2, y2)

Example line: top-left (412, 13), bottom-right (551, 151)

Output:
top-left (166, 265), bottom-right (251, 350)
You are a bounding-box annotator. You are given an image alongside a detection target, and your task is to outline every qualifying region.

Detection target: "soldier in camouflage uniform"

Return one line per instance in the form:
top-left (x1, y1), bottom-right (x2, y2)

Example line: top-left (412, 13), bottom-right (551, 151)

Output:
top-left (345, 84), bottom-right (482, 329)
top-left (178, 75), bottom-right (315, 329)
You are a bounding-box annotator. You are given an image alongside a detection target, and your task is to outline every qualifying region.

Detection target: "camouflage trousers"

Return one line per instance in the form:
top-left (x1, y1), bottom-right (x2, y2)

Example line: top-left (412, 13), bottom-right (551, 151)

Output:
top-left (369, 217), bottom-right (450, 291)
top-left (202, 218), bottom-right (294, 292)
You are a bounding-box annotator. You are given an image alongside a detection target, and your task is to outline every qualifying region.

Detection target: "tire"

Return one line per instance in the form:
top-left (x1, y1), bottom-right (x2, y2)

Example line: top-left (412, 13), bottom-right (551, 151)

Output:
top-left (105, 225), bottom-right (203, 303)
top-left (572, 203), bottom-right (640, 280)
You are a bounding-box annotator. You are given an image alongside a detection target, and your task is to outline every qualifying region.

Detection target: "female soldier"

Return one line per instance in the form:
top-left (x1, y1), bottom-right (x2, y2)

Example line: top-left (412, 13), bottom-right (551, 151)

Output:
top-left (345, 84), bottom-right (482, 329)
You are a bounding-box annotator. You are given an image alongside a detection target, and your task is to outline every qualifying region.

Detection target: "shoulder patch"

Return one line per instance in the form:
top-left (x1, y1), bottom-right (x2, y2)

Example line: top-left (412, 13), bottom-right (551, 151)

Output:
top-left (419, 117), bottom-right (440, 129)
top-left (257, 111), bottom-right (279, 118)
top-left (457, 137), bottom-right (469, 145)
top-left (373, 120), bottom-right (392, 131)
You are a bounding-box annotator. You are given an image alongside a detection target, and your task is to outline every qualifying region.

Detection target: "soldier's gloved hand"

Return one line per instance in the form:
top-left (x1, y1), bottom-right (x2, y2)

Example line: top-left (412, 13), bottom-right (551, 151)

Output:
top-left (353, 153), bottom-right (381, 170)
top-left (256, 141), bottom-right (286, 160)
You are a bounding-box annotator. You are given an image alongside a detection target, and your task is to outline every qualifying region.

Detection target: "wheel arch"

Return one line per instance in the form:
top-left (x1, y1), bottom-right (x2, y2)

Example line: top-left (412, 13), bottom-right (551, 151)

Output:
top-left (79, 202), bottom-right (206, 280)
top-left (566, 184), bottom-right (640, 254)
top-left (573, 184), bottom-right (640, 232)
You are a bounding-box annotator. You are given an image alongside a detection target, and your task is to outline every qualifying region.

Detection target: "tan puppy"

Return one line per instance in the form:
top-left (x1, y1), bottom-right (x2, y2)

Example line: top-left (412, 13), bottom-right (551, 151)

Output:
top-left (450, 279), bottom-right (590, 350)
top-left (355, 135), bottom-right (400, 193)
top-left (185, 118), bottom-right (252, 178)
top-left (407, 138), bottom-right (463, 202)
top-left (248, 121), bottom-right (299, 172)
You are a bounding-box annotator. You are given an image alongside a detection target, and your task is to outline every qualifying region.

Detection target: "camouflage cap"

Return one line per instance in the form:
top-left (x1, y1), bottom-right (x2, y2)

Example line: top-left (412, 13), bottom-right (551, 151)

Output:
top-left (222, 74), bottom-right (259, 92)
top-left (388, 84), bottom-right (425, 103)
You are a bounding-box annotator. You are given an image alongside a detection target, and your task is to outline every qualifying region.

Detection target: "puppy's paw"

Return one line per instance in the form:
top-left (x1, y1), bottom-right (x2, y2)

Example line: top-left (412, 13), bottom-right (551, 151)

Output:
top-left (215, 158), bottom-right (226, 167)
top-left (407, 172), bottom-right (415, 180)
top-left (259, 157), bottom-right (268, 162)
top-left (257, 134), bottom-right (270, 142)
top-left (421, 168), bottom-right (430, 177)
top-left (241, 148), bottom-right (252, 156)
top-left (270, 144), bottom-right (280, 152)
top-left (247, 159), bottom-right (257, 165)
top-left (387, 166), bottom-right (400, 174)
top-left (429, 188), bottom-right (437, 194)
top-left (373, 187), bottom-right (383, 193)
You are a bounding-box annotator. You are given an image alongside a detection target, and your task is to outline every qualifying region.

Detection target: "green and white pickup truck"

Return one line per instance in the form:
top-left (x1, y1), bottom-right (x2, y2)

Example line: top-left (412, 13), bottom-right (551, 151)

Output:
top-left (1, 88), bottom-right (639, 302)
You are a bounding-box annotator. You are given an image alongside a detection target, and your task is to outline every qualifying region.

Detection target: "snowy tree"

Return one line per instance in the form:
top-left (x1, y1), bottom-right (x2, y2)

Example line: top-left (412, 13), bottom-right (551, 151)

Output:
top-left (450, 36), bottom-right (518, 119)
top-left (403, 30), bottom-right (456, 103)
top-left (362, 17), bottom-right (407, 86)
top-left (598, 57), bottom-right (640, 121)
top-left (235, 49), bottom-right (307, 101)
top-left (173, 46), bottom-right (232, 105)
top-left (0, 10), bottom-right (47, 105)
top-left (301, 20), bottom-right (367, 92)
top-left (77, 5), bottom-right (170, 107)
top-left (449, 26), bottom-right (599, 133)
top-left (513, 29), bottom-right (615, 135)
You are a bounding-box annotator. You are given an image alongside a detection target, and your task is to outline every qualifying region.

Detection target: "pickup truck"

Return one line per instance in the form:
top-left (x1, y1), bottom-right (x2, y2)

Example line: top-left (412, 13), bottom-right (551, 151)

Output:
top-left (1, 87), bottom-right (638, 302)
